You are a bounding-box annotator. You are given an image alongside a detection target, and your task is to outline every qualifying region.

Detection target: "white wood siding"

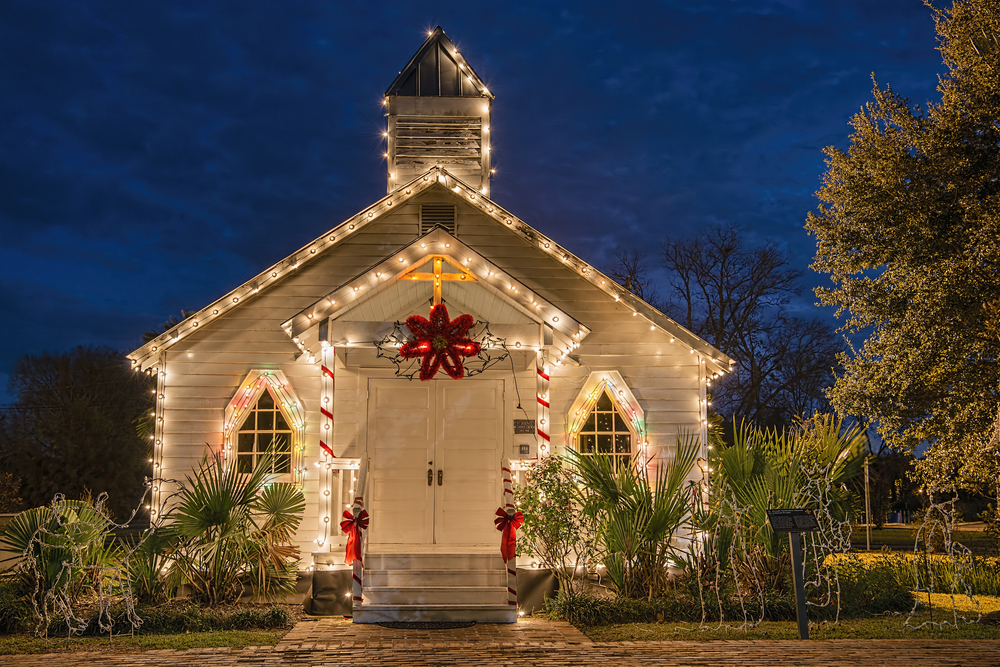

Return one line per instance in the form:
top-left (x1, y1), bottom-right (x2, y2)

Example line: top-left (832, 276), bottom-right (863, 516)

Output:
top-left (157, 187), bottom-right (706, 561)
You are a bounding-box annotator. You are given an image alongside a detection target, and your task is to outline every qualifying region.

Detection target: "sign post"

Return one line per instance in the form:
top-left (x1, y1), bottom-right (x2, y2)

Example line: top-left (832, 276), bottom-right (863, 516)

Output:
top-left (765, 508), bottom-right (820, 640)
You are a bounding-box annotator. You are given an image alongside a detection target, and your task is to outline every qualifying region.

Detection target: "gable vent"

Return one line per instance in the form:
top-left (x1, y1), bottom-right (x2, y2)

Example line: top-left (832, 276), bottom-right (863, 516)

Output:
top-left (420, 204), bottom-right (457, 235)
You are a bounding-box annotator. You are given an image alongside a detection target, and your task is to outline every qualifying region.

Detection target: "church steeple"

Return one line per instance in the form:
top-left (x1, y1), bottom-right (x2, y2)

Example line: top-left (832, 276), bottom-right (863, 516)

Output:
top-left (384, 27), bottom-right (494, 195)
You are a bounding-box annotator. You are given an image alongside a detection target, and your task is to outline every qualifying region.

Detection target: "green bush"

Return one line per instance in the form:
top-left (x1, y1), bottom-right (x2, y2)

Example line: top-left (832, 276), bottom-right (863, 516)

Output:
top-left (831, 553), bottom-right (914, 615)
top-left (0, 577), bottom-right (31, 634)
top-left (83, 603), bottom-right (293, 636)
top-left (547, 589), bottom-right (802, 626)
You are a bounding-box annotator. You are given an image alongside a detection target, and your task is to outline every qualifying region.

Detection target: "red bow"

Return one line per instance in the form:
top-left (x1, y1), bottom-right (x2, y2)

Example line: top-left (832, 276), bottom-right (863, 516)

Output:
top-left (340, 509), bottom-right (369, 566)
top-left (494, 507), bottom-right (524, 563)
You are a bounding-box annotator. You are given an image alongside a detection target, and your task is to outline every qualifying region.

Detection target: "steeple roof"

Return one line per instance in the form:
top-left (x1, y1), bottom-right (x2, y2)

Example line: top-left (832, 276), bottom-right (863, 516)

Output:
top-left (386, 26), bottom-right (493, 99)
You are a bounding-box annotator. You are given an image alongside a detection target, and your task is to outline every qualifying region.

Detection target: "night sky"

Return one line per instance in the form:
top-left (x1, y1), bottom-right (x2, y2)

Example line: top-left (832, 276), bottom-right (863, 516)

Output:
top-left (0, 1), bottom-right (945, 404)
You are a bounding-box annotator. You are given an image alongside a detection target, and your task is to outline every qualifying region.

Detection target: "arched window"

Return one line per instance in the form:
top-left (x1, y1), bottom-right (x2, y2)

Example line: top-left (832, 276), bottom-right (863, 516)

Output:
top-left (223, 370), bottom-right (304, 482)
top-left (235, 388), bottom-right (292, 474)
top-left (578, 389), bottom-right (633, 466)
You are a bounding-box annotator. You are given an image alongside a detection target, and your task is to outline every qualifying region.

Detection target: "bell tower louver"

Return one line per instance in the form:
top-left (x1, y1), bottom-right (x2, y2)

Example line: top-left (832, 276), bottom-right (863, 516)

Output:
top-left (384, 27), bottom-right (493, 195)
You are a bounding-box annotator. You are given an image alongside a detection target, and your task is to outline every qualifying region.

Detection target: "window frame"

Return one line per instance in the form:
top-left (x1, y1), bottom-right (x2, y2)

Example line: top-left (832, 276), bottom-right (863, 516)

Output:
top-left (566, 371), bottom-right (647, 463)
top-left (576, 389), bottom-right (637, 465)
top-left (223, 370), bottom-right (304, 484)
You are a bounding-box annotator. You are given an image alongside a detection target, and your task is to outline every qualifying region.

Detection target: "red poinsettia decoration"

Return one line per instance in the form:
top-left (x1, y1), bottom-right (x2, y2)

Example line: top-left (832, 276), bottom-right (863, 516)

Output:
top-left (400, 304), bottom-right (481, 380)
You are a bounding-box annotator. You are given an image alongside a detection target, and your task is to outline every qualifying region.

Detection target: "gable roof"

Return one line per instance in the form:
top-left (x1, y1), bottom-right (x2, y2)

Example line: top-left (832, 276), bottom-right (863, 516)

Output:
top-left (127, 167), bottom-right (734, 376)
top-left (281, 227), bottom-right (590, 340)
top-left (385, 26), bottom-right (493, 99)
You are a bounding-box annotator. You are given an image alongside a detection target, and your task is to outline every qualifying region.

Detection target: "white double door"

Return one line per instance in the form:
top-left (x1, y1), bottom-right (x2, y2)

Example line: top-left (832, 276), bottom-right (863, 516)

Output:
top-left (367, 377), bottom-right (504, 547)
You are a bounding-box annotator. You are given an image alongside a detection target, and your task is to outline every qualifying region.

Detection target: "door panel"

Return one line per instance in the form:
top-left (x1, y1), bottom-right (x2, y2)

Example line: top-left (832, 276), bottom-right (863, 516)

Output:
top-left (435, 381), bottom-right (503, 546)
top-left (368, 381), bottom-right (434, 545)
top-left (367, 377), bottom-right (503, 547)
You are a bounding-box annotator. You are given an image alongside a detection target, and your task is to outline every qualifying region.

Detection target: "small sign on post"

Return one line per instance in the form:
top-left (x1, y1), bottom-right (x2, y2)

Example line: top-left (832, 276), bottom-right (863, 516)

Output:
top-left (766, 509), bottom-right (819, 640)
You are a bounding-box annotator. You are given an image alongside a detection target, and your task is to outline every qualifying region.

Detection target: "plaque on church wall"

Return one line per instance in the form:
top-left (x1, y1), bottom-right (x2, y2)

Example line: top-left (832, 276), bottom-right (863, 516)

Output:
top-left (513, 419), bottom-right (535, 434)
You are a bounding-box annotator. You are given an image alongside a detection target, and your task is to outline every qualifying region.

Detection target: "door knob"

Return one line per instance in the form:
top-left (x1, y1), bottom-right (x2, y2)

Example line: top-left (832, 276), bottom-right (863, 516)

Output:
top-left (428, 468), bottom-right (433, 486)
top-left (437, 469), bottom-right (443, 486)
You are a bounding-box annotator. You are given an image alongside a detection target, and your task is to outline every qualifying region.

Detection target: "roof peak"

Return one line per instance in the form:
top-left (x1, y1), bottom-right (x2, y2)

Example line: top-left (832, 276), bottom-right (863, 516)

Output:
top-left (385, 27), bottom-right (492, 99)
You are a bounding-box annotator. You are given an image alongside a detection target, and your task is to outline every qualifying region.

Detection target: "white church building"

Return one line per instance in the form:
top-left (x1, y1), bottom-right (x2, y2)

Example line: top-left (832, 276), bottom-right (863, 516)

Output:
top-left (128, 27), bottom-right (731, 623)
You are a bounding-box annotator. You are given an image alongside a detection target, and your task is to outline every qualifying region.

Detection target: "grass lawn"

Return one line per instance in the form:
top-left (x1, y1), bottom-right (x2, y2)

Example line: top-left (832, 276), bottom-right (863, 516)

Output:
top-left (581, 593), bottom-right (1000, 641)
top-left (853, 527), bottom-right (996, 552)
top-left (0, 629), bottom-right (287, 655)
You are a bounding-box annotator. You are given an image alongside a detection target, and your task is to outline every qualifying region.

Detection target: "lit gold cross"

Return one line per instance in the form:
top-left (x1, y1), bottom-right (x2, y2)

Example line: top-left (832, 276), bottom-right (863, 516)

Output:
top-left (398, 255), bottom-right (478, 306)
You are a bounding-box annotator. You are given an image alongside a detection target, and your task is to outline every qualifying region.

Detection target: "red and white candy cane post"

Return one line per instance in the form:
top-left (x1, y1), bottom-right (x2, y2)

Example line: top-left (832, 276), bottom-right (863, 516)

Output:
top-left (317, 344), bottom-right (336, 548)
top-left (536, 350), bottom-right (551, 456)
top-left (497, 458), bottom-right (520, 608)
top-left (350, 458), bottom-right (369, 605)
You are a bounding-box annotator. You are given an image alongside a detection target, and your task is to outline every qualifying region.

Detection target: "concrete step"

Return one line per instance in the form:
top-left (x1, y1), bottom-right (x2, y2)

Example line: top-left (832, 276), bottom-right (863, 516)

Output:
top-left (364, 585), bottom-right (507, 606)
top-left (365, 568), bottom-right (506, 588)
top-left (365, 552), bottom-right (503, 571)
top-left (353, 603), bottom-right (517, 624)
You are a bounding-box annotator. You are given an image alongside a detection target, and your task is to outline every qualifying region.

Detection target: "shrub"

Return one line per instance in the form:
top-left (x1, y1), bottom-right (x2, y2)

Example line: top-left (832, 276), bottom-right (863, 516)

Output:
top-left (0, 576), bottom-right (31, 634)
top-left (830, 553), bottom-right (914, 615)
top-left (83, 603), bottom-right (294, 636)
top-left (168, 448), bottom-right (306, 605)
top-left (514, 456), bottom-right (597, 597)
top-left (569, 432), bottom-right (700, 600)
top-left (0, 494), bottom-right (127, 636)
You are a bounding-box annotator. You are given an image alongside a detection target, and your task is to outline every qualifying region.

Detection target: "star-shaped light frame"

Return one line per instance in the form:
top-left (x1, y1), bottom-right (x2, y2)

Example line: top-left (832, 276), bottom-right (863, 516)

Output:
top-left (399, 304), bottom-right (482, 380)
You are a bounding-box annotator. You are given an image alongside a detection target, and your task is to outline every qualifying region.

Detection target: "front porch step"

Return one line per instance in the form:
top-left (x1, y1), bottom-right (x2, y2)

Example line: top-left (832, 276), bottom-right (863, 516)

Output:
top-left (365, 552), bottom-right (502, 570)
top-left (364, 585), bottom-right (506, 605)
top-left (349, 550), bottom-right (513, 624)
top-left (366, 568), bottom-right (505, 588)
top-left (352, 603), bottom-right (517, 624)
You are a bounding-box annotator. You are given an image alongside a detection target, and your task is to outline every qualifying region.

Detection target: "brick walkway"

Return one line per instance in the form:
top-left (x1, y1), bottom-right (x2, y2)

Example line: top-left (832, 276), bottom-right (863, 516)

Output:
top-left (2, 618), bottom-right (1000, 666)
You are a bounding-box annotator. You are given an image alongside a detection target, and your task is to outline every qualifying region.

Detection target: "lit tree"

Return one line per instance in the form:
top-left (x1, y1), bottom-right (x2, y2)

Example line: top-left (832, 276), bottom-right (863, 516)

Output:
top-left (806, 0), bottom-right (1000, 489)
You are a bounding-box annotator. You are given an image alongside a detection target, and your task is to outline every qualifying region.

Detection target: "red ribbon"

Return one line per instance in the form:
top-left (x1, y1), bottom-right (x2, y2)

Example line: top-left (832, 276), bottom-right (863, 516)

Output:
top-left (494, 507), bottom-right (524, 563)
top-left (340, 509), bottom-right (369, 566)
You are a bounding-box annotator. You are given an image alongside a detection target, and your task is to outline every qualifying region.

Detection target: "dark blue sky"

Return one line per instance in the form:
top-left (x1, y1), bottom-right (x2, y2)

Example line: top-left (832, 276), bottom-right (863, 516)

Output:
top-left (0, 1), bottom-right (944, 403)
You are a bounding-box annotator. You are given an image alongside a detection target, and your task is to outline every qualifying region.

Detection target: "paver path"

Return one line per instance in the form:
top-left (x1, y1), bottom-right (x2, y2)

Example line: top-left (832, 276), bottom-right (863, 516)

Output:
top-left (2, 618), bottom-right (1000, 666)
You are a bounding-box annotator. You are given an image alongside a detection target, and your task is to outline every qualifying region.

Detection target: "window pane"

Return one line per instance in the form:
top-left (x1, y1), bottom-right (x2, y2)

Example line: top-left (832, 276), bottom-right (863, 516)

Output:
top-left (272, 435), bottom-right (290, 452)
top-left (257, 411), bottom-right (274, 430)
top-left (274, 455), bottom-right (291, 474)
top-left (237, 455), bottom-right (253, 474)
top-left (597, 412), bottom-right (613, 431)
top-left (596, 392), bottom-right (613, 411)
top-left (274, 412), bottom-right (289, 431)
top-left (257, 391), bottom-right (275, 410)
top-left (580, 434), bottom-right (595, 454)
top-left (237, 433), bottom-right (254, 452)
top-left (582, 413), bottom-right (596, 432)
top-left (614, 413), bottom-right (629, 432)
top-left (615, 434), bottom-right (631, 454)
top-left (597, 434), bottom-right (613, 453)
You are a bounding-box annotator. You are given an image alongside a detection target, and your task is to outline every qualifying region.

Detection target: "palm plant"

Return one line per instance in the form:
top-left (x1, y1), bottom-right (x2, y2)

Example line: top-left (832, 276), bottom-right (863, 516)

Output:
top-left (690, 413), bottom-right (867, 613)
top-left (569, 432), bottom-right (700, 600)
top-left (0, 495), bottom-right (122, 635)
top-left (168, 447), bottom-right (305, 605)
top-left (709, 414), bottom-right (865, 560)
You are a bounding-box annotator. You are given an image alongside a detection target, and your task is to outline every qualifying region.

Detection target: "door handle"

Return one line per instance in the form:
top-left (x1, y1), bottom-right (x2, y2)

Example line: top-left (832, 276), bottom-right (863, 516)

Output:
top-left (428, 468), bottom-right (433, 486)
top-left (437, 469), bottom-right (443, 486)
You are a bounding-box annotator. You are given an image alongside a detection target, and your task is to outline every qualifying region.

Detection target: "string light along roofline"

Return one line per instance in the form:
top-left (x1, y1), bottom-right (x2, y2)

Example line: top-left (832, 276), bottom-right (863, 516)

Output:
top-left (281, 226), bottom-right (590, 341)
top-left (127, 166), bottom-right (733, 374)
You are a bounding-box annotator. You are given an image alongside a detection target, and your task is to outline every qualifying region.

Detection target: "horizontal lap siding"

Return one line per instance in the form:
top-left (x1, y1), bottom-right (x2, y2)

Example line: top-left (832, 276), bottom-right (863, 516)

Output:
top-left (452, 202), bottom-right (706, 481)
top-left (158, 228), bottom-right (419, 557)
top-left (158, 193), bottom-right (709, 557)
